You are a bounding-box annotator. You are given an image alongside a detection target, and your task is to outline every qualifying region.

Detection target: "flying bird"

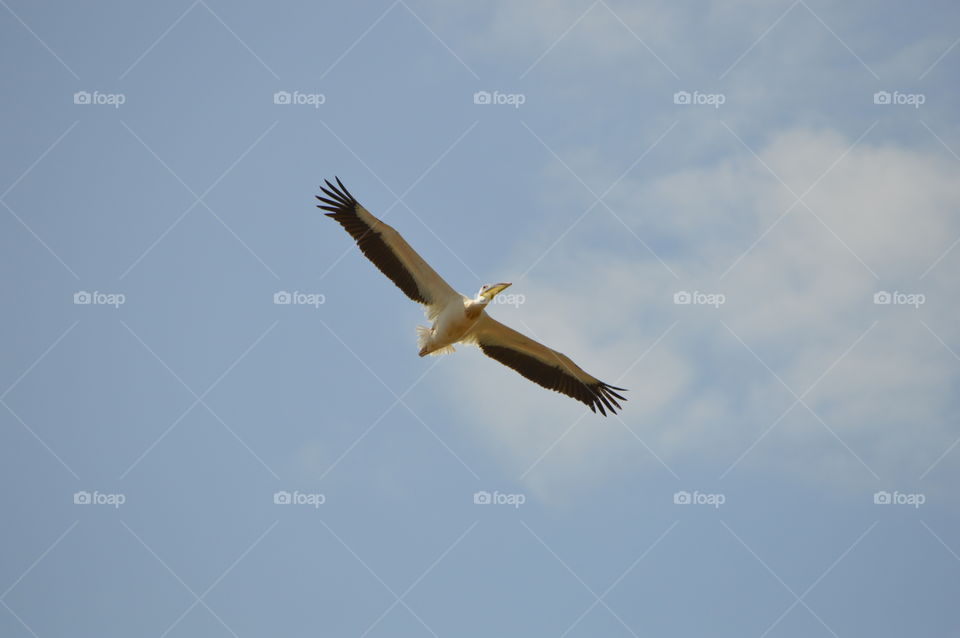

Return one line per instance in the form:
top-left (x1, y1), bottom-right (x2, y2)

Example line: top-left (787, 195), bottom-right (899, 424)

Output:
top-left (317, 177), bottom-right (627, 416)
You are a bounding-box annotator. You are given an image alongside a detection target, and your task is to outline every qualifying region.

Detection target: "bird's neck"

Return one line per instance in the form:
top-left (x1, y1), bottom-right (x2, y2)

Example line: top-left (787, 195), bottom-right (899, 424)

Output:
top-left (465, 297), bottom-right (487, 320)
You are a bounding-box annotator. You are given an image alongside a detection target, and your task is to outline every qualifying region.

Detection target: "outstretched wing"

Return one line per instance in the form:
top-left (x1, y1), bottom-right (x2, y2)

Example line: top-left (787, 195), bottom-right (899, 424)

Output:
top-left (317, 177), bottom-right (460, 314)
top-left (466, 314), bottom-right (627, 416)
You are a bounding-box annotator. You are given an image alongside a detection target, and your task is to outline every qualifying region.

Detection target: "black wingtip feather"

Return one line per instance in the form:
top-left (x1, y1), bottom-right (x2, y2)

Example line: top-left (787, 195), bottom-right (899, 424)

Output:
top-left (318, 177), bottom-right (432, 305)
top-left (479, 344), bottom-right (629, 416)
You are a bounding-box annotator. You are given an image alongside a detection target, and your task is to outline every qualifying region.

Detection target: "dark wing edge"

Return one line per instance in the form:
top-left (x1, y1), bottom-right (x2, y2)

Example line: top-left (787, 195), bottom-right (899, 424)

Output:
top-left (316, 177), bottom-right (430, 305)
top-left (478, 343), bottom-right (627, 416)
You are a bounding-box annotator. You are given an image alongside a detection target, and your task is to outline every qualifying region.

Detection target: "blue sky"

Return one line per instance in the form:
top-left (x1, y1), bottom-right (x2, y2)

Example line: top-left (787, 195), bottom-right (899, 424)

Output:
top-left (2, 1), bottom-right (959, 636)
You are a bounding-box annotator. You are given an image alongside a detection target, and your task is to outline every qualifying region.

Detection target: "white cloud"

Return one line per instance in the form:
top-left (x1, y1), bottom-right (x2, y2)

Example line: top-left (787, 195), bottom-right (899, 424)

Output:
top-left (439, 127), bottom-right (960, 501)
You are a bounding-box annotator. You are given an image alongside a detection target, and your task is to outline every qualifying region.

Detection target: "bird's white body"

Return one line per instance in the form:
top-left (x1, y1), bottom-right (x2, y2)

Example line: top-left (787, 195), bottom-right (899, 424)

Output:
top-left (417, 296), bottom-right (486, 356)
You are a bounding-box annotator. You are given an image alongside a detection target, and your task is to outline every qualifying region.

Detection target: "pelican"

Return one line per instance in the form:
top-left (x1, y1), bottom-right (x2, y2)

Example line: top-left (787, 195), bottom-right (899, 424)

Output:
top-left (317, 177), bottom-right (627, 415)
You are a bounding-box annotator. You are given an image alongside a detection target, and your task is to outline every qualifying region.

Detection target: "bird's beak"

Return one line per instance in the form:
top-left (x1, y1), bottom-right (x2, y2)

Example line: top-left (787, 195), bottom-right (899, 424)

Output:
top-left (481, 282), bottom-right (512, 300)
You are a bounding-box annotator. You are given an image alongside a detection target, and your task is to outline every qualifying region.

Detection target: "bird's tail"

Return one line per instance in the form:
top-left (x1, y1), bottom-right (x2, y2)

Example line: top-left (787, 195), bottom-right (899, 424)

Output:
top-left (417, 326), bottom-right (455, 357)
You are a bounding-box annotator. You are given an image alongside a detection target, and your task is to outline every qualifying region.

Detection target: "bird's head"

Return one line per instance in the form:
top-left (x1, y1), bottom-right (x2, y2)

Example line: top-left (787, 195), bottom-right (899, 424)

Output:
top-left (476, 282), bottom-right (512, 304)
